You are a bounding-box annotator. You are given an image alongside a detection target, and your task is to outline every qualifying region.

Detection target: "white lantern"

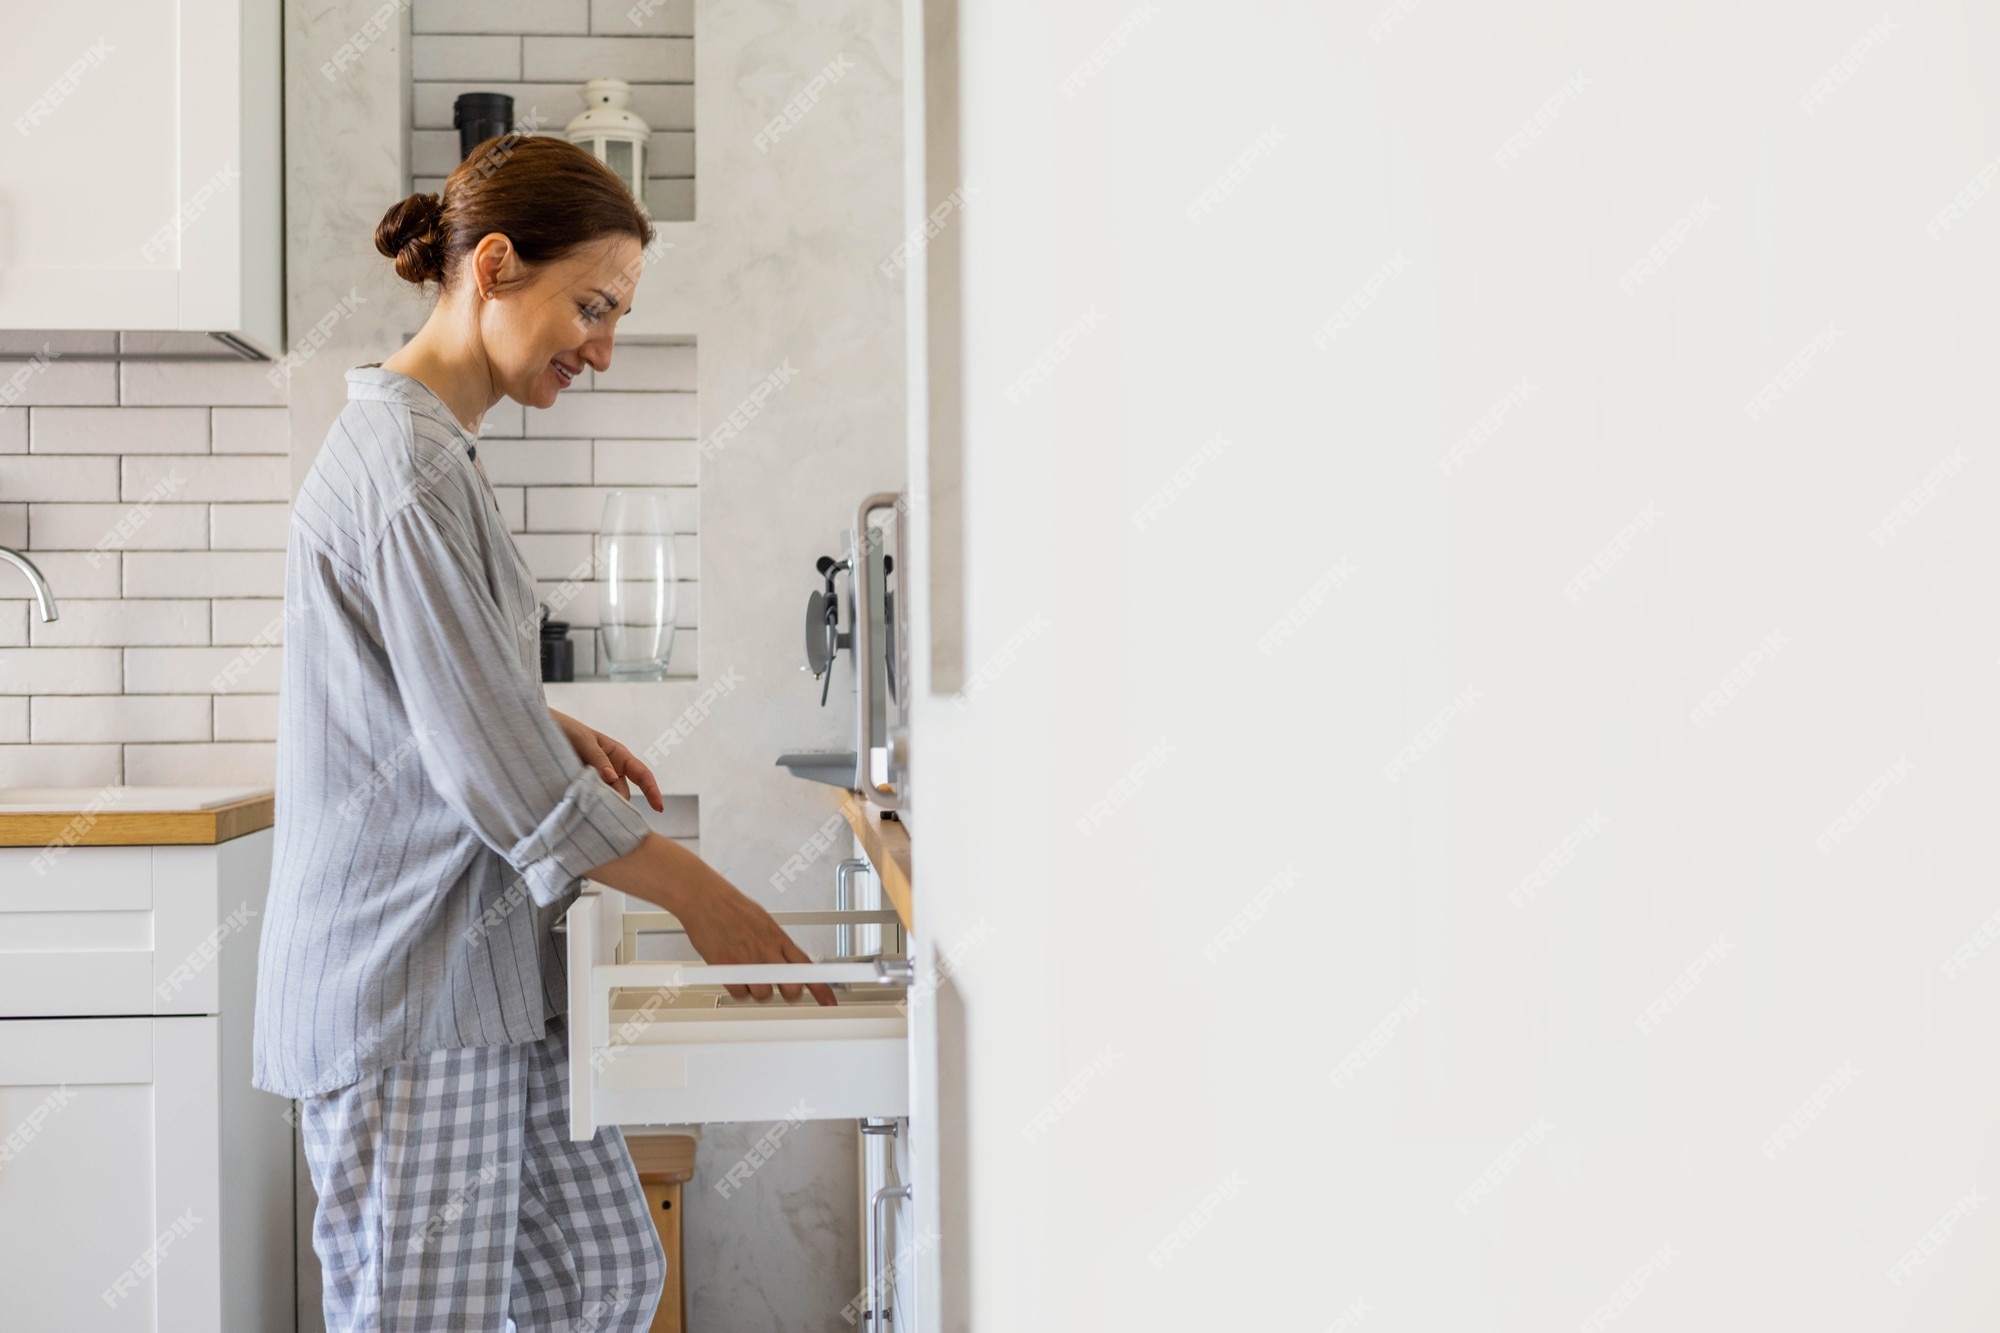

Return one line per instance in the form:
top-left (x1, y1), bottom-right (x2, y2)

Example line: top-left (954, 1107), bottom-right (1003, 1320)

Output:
top-left (565, 77), bottom-right (652, 214)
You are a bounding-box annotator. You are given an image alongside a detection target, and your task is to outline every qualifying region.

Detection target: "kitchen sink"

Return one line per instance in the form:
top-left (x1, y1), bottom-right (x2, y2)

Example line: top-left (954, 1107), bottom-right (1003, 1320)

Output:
top-left (0, 785), bottom-right (271, 813)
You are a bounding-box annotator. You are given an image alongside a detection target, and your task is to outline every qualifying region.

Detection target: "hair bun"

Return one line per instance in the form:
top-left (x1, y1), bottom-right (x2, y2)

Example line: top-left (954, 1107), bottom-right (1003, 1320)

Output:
top-left (374, 192), bottom-right (447, 286)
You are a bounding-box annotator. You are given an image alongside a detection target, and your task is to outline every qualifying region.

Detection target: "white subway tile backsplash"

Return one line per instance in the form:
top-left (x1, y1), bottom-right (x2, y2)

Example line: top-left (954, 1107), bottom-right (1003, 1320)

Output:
top-left (0, 503), bottom-right (21, 547)
top-left (522, 36), bottom-right (693, 83)
top-left (213, 694), bottom-right (280, 742)
top-left (32, 695), bottom-right (212, 744)
top-left (476, 438), bottom-right (593, 486)
top-left (0, 551), bottom-right (121, 599)
top-left (210, 503), bottom-right (292, 551)
top-left (413, 34), bottom-right (523, 81)
top-left (213, 600), bottom-right (287, 646)
top-left (514, 532), bottom-right (595, 580)
top-left (120, 361), bottom-right (289, 408)
top-left (28, 503), bottom-right (208, 552)
top-left (212, 407), bottom-right (290, 455)
top-left (125, 646), bottom-right (284, 695)
top-left (123, 456), bottom-right (289, 503)
top-left (124, 742), bottom-right (275, 786)
top-left (525, 485), bottom-right (696, 533)
top-left (591, 0), bottom-right (693, 37)
top-left (411, 130), bottom-right (469, 179)
top-left (124, 552), bottom-right (286, 599)
top-left (0, 648), bottom-right (121, 695)
top-left (415, 0), bottom-right (588, 35)
top-left (0, 604), bottom-right (26, 648)
top-left (31, 407), bottom-right (210, 455)
top-left (594, 438), bottom-right (697, 486)
top-left (0, 697), bottom-right (24, 743)
top-left (0, 361), bottom-right (118, 406)
top-left (480, 400), bottom-right (526, 438)
top-left (647, 131), bottom-right (695, 178)
top-left (528, 390), bottom-right (695, 439)
top-left (28, 599), bottom-right (210, 648)
top-left (492, 486), bottom-right (526, 529)
top-left (0, 744), bottom-right (119, 786)
top-left (593, 344), bottom-right (696, 392)
top-left (0, 410), bottom-right (24, 454)
top-left (0, 455), bottom-right (121, 502)
top-left (413, 83), bottom-right (694, 133)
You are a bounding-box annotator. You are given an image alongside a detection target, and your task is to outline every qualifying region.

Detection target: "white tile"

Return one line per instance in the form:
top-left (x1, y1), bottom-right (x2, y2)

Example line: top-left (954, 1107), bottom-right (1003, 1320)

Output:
top-left (492, 486), bottom-right (525, 530)
top-left (0, 332), bottom-right (118, 356)
top-left (413, 83), bottom-right (693, 133)
top-left (30, 408), bottom-right (210, 454)
top-left (210, 503), bottom-right (292, 550)
top-left (123, 456), bottom-right (289, 503)
top-left (523, 36), bottom-right (692, 83)
top-left (126, 646), bottom-right (284, 695)
top-left (33, 696), bottom-right (212, 744)
top-left (643, 178), bottom-right (695, 223)
top-left (212, 407), bottom-right (290, 455)
top-left (0, 697), bottom-right (25, 743)
top-left (0, 647), bottom-right (121, 694)
top-left (480, 400), bottom-right (526, 438)
top-left (526, 485), bottom-right (696, 533)
top-left (476, 438), bottom-right (593, 485)
top-left (594, 439), bottom-right (698, 485)
top-left (29, 599), bottom-right (210, 647)
top-left (536, 579), bottom-right (599, 625)
top-left (28, 503), bottom-right (208, 551)
top-left (0, 551), bottom-right (121, 599)
top-left (514, 532), bottom-right (595, 580)
top-left (0, 603), bottom-right (24, 647)
top-left (528, 391), bottom-right (696, 439)
top-left (120, 361), bottom-right (289, 407)
top-left (0, 409), bottom-right (24, 453)
top-left (0, 456), bottom-right (120, 502)
top-left (592, 0), bottom-right (692, 36)
top-left (0, 361), bottom-right (118, 406)
top-left (125, 552), bottom-right (285, 599)
top-left (213, 694), bottom-right (279, 742)
top-left (411, 130), bottom-right (467, 179)
top-left (124, 742), bottom-right (275, 787)
top-left (414, 0), bottom-right (588, 35)
top-left (413, 34), bottom-right (522, 80)
top-left (0, 744), bottom-right (120, 785)
top-left (0, 504), bottom-right (20, 547)
top-left (645, 131), bottom-right (695, 178)
top-left (213, 600), bottom-right (288, 646)
top-left (591, 344), bottom-right (695, 392)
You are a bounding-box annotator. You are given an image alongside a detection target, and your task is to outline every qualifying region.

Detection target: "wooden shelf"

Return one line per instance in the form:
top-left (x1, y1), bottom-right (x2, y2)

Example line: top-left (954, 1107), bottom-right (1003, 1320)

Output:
top-left (839, 791), bottom-right (912, 931)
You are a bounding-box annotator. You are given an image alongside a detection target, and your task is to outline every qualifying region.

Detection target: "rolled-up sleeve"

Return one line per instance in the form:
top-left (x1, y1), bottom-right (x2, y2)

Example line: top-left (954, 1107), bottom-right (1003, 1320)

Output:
top-left (366, 498), bottom-right (652, 906)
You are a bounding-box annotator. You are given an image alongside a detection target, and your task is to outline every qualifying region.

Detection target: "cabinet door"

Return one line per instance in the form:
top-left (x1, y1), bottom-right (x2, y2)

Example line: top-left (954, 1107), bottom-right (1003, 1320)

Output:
top-left (0, 0), bottom-right (267, 337)
top-left (0, 1017), bottom-right (221, 1332)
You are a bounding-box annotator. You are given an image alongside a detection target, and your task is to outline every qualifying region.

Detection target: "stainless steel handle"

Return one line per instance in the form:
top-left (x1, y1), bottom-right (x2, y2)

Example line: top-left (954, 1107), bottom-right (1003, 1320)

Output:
top-left (870, 1182), bottom-right (913, 1332)
top-left (851, 492), bottom-right (901, 800)
top-left (834, 858), bottom-right (870, 958)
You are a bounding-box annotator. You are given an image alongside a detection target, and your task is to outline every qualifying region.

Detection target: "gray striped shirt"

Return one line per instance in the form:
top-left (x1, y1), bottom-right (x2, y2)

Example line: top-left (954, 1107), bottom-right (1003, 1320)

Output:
top-left (252, 365), bottom-right (652, 1099)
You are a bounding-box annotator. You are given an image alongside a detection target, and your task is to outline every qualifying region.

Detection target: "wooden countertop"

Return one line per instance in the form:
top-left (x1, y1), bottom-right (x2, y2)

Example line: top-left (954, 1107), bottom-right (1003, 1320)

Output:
top-left (0, 793), bottom-right (276, 847)
top-left (839, 791), bottom-right (912, 930)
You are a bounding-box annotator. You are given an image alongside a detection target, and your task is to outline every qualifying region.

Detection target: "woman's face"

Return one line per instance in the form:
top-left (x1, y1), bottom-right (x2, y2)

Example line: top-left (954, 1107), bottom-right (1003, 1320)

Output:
top-left (475, 232), bottom-right (644, 410)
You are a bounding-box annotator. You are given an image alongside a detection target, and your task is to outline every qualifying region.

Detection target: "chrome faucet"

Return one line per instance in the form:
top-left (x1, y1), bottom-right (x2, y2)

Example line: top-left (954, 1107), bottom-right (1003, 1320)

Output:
top-left (0, 547), bottom-right (58, 622)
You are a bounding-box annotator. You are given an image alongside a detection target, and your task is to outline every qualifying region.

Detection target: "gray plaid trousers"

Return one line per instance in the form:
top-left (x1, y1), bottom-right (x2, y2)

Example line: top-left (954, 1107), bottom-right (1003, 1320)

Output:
top-left (298, 1018), bottom-right (666, 1331)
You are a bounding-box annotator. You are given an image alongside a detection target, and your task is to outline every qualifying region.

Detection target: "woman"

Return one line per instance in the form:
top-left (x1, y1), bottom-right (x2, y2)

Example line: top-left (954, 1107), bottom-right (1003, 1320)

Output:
top-left (251, 135), bottom-right (832, 1331)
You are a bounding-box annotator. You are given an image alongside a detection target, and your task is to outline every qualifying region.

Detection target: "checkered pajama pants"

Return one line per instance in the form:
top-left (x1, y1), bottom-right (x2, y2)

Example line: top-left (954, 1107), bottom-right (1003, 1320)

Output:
top-left (298, 1018), bottom-right (666, 1331)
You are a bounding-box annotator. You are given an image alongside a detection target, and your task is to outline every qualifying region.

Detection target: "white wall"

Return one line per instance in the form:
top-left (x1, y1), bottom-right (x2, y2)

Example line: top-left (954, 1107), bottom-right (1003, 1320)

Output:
top-left (910, 3), bottom-right (2000, 1329)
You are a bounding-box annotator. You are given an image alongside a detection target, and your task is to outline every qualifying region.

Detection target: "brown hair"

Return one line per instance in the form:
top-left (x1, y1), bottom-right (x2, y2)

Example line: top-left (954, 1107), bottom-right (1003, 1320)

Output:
top-left (374, 134), bottom-right (653, 293)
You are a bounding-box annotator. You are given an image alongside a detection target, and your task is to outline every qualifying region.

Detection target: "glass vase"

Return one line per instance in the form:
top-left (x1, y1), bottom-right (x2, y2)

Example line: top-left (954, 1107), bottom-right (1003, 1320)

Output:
top-left (596, 489), bottom-right (677, 680)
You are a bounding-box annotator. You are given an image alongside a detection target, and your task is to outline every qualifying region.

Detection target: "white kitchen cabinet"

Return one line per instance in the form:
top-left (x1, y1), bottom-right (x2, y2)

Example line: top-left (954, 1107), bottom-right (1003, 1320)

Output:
top-left (0, 827), bottom-right (291, 1331)
top-left (0, 0), bottom-right (284, 355)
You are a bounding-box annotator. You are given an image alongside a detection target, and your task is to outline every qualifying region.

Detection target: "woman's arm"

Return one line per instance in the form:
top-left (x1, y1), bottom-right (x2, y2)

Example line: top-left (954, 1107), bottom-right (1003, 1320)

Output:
top-left (584, 833), bottom-right (837, 1006)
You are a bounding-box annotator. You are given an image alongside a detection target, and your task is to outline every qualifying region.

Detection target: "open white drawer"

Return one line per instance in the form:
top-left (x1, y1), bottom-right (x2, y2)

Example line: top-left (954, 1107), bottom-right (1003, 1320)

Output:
top-left (565, 890), bottom-right (914, 1140)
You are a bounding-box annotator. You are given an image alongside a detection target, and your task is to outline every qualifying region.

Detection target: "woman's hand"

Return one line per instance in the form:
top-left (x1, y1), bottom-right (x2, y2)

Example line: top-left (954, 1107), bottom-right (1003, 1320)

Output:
top-left (549, 707), bottom-right (665, 813)
top-left (674, 877), bottom-right (838, 1006)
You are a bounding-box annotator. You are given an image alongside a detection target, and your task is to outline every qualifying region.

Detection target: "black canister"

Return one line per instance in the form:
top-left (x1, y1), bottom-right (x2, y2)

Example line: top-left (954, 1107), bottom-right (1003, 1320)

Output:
top-left (454, 92), bottom-right (516, 162)
top-left (539, 608), bottom-right (576, 682)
